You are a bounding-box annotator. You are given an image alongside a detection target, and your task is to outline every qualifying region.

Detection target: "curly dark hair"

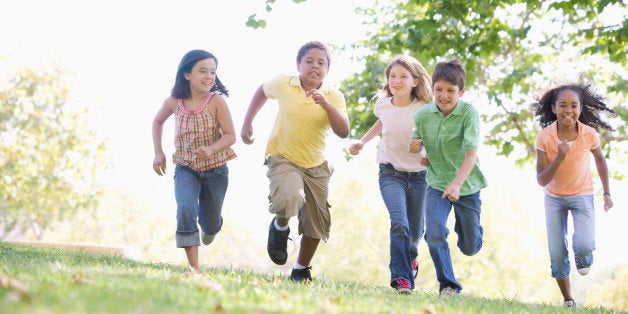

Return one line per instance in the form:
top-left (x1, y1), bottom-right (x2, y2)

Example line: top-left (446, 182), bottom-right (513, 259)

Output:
top-left (532, 83), bottom-right (614, 131)
top-left (171, 49), bottom-right (229, 98)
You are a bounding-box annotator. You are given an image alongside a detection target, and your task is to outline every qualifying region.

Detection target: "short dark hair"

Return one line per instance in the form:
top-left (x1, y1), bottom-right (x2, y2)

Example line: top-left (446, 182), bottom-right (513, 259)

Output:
top-left (296, 41), bottom-right (331, 66)
top-left (432, 59), bottom-right (466, 90)
top-left (171, 49), bottom-right (229, 98)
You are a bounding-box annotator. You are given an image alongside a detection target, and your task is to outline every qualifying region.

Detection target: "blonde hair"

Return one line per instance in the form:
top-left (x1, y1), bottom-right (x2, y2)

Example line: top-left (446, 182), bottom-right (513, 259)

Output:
top-left (381, 55), bottom-right (433, 103)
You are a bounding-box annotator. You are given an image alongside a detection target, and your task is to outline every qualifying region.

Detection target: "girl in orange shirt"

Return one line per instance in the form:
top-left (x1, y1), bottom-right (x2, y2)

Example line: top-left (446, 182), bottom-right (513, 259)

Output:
top-left (534, 83), bottom-right (614, 308)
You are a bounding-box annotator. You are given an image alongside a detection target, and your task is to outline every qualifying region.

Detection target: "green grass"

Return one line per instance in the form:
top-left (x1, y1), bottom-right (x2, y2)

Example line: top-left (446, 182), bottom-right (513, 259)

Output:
top-left (0, 242), bottom-right (622, 314)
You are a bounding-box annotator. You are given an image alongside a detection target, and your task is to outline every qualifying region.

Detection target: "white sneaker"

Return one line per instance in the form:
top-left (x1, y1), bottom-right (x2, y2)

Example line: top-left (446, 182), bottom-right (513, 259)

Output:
top-left (564, 299), bottom-right (577, 308)
top-left (577, 267), bottom-right (590, 276)
top-left (439, 286), bottom-right (460, 298)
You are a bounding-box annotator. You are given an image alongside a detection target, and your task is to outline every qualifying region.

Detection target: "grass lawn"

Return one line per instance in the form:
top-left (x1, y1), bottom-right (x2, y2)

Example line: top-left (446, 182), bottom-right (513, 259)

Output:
top-left (0, 242), bottom-right (620, 313)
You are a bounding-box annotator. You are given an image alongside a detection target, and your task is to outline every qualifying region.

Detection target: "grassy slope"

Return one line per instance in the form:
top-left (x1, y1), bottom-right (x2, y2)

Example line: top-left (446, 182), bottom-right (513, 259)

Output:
top-left (0, 242), bottom-right (621, 314)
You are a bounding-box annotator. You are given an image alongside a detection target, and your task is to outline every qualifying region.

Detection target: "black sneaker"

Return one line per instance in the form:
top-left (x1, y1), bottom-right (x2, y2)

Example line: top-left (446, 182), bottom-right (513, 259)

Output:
top-left (267, 217), bottom-right (290, 265)
top-left (290, 266), bottom-right (312, 282)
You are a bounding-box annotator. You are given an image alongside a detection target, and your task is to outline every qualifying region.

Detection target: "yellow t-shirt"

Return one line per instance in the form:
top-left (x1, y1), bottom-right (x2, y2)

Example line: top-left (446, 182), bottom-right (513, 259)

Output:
top-left (263, 74), bottom-right (347, 168)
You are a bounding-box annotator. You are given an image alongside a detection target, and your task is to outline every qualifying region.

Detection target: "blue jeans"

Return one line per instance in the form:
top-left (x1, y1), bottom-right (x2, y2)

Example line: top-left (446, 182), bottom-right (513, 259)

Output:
top-left (425, 186), bottom-right (483, 291)
top-left (174, 164), bottom-right (228, 247)
top-left (544, 194), bottom-right (595, 279)
top-left (378, 163), bottom-right (427, 289)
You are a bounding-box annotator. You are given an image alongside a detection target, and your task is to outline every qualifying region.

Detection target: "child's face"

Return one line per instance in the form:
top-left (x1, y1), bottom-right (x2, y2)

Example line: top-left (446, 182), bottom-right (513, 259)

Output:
top-left (433, 79), bottom-right (465, 116)
top-left (552, 89), bottom-right (581, 129)
top-left (388, 64), bottom-right (417, 100)
top-left (184, 58), bottom-right (216, 95)
top-left (297, 48), bottom-right (329, 89)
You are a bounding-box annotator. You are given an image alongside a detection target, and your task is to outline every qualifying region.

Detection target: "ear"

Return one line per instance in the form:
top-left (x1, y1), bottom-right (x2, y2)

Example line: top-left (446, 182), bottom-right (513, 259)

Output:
top-left (413, 78), bottom-right (420, 87)
top-left (458, 87), bottom-right (466, 97)
top-left (183, 72), bottom-right (190, 81)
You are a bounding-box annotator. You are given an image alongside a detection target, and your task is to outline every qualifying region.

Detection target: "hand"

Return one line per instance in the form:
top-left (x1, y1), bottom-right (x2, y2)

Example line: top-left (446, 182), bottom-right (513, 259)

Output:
top-left (153, 153), bottom-right (167, 176)
top-left (442, 182), bottom-right (462, 202)
top-left (604, 194), bottom-right (613, 212)
top-left (241, 123), bottom-right (255, 145)
top-left (305, 89), bottom-right (328, 107)
top-left (557, 140), bottom-right (569, 160)
top-left (419, 155), bottom-right (429, 167)
top-left (348, 141), bottom-right (364, 156)
top-left (193, 146), bottom-right (214, 159)
top-left (409, 139), bottom-right (423, 153)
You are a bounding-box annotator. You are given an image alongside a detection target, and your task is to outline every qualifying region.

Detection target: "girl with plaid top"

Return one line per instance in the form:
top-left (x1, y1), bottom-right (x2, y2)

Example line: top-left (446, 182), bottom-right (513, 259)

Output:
top-left (152, 50), bottom-right (236, 274)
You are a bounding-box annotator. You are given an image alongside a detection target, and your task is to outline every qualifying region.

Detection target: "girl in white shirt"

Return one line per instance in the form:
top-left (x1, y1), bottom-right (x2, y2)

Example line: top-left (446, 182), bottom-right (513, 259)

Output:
top-left (348, 55), bottom-right (432, 294)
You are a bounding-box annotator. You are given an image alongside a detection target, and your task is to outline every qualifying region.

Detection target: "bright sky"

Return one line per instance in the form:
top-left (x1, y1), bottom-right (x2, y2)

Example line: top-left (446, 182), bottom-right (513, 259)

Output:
top-left (0, 0), bottom-right (369, 245)
top-left (2, 0), bottom-right (626, 270)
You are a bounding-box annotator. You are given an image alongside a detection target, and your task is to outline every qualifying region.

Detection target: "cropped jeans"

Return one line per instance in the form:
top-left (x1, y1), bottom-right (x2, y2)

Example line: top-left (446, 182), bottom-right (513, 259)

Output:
top-left (378, 163), bottom-right (427, 289)
top-left (544, 193), bottom-right (595, 279)
top-left (425, 187), bottom-right (483, 291)
top-left (174, 164), bottom-right (228, 247)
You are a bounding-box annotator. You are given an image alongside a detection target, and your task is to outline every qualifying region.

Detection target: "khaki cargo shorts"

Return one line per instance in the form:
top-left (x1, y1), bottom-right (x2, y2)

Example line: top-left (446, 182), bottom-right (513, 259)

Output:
top-left (265, 154), bottom-right (333, 241)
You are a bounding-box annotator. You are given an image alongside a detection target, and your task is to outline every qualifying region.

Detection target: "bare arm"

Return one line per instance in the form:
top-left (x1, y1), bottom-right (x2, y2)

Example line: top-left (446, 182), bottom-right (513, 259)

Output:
top-left (348, 119), bottom-right (382, 155)
top-left (240, 85), bottom-right (268, 145)
top-left (442, 150), bottom-right (477, 202)
top-left (152, 97), bottom-right (176, 176)
top-left (592, 146), bottom-right (613, 211)
top-left (306, 89), bottom-right (350, 138)
top-left (193, 95), bottom-right (236, 158)
top-left (536, 140), bottom-right (569, 186)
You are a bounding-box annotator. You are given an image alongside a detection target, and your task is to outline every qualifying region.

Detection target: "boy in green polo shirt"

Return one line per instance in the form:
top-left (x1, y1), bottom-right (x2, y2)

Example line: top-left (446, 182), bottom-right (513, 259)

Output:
top-left (409, 59), bottom-right (487, 297)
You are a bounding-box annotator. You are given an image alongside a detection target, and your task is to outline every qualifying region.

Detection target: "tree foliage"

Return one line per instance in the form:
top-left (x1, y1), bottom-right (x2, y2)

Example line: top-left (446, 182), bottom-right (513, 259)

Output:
top-left (0, 61), bottom-right (108, 240)
top-left (342, 0), bottom-right (627, 166)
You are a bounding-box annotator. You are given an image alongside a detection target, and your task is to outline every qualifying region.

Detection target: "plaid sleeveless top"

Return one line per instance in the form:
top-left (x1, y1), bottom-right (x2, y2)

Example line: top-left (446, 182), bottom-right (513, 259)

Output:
top-left (172, 93), bottom-right (236, 171)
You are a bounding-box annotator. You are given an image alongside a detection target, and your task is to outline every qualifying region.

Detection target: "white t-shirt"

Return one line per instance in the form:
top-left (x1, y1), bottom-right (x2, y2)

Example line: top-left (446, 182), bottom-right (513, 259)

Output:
top-left (374, 96), bottom-right (427, 172)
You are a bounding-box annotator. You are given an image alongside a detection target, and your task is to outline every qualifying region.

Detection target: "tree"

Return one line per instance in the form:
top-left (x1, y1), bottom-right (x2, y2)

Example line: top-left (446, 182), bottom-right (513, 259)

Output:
top-left (341, 0), bottom-right (627, 168)
top-left (248, 0), bottom-right (627, 169)
top-left (0, 59), bottom-right (108, 240)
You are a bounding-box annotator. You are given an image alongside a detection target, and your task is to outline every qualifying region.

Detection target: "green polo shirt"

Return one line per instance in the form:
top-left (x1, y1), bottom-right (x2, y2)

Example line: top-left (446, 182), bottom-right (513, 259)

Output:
top-left (412, 100), bottom-right (487, 195)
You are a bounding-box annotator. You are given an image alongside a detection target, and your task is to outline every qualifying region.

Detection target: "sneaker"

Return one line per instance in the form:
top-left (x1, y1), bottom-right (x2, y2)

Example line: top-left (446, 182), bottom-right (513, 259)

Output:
top-left (439, 286), bottom-right (460, 298)
top-left (411, 260), bottom-right (419, 279)
top-left (564, 299), bottom-right (577, 308)
top-left (395, 279), bottom-right (412, 294)
top-left (267, 218), bottom-right (290, 265)
top-left (290, 266), bottom-right (312, 282)
top-left (577, 267), bottom-right (590, 276)
top-left (201, 232), bottom-right (215, 245)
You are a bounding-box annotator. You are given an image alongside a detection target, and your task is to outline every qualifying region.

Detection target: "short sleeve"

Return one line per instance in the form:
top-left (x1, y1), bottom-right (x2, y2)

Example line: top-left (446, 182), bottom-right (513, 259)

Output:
top-left (461, 106), bottom-right (480, 151)
top-left (262, 75), bottom-right (285, 100)
top-left (412, 109), bottom-right (421, 139)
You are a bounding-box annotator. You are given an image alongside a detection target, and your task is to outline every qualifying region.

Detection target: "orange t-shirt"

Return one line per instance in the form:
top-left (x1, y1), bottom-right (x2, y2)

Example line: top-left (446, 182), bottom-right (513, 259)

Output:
top-left (536, 121), bottom-right (600, 196)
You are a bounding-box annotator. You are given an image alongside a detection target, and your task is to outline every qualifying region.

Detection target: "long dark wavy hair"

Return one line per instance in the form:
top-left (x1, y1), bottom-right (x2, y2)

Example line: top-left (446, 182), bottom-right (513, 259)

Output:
top-left (532, 83), bottom-right (614, 131)
top-left (170, 49), bottom-right (229, 98)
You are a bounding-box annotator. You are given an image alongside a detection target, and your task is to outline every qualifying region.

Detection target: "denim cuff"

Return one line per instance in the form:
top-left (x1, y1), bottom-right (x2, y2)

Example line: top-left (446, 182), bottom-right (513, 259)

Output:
top-left (176, 231), bottom-right (200, 247)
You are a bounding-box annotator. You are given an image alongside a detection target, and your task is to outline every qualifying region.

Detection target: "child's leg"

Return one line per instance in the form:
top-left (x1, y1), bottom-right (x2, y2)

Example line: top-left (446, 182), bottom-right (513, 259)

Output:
top-left (568, 195), bottom-right (595, 271)
top-left (266, 155), bottom-right (305, 223)
top-left (425, 187), bottom-right (461, 291)
top-left (184, 246), bottom-right (200, 273)
top-left (407, 170), bottom-right (427, 262)
top-left (296, 236), bottom-right (320, 266)
top-left (556, 277), bottom-right (574, 302)
top-left (378, 164), bottom-right (414, 287)
top-left (174, 165), bottom-right (202, 270)
top-left (544, 194), bottom-right (571, 279)
top-left (452, 190), bottom-right (483, 256)
top-left (197, 164), bottom-right (228, 237)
